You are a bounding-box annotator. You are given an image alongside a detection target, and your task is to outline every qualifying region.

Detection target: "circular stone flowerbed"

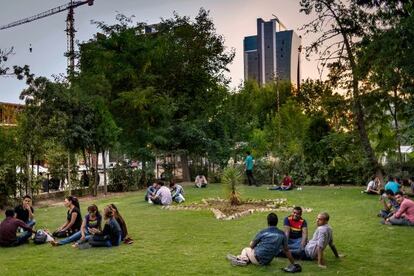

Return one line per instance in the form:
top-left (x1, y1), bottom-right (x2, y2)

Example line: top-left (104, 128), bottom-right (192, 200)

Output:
top-left (162, 198), bottom-right (312, 220)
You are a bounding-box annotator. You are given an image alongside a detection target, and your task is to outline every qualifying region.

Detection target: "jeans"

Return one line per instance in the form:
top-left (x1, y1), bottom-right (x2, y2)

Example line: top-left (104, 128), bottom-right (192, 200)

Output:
top-left (8, 231), bottom-right (32, 247)
top-left (246, 170), bottom-right (256, 186)
top-left (90, 235), bottom-right (121, 247)
top-left (26, 220), bottom-right (36, 228)
top-left (269, 186), bottom-right (291, 191)
top-left (389, 217), bottom-right (414, 226)
top-left (288, 238), bottom-right (303, 256)
top-left (58, 230), bottom-right (90, 245)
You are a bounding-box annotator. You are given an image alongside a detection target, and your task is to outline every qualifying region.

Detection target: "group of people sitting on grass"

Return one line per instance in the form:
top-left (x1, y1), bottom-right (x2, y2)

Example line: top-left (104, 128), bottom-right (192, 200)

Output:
top-left (363, 175), bottom-right (414, 226)
top-left (144, 180), bottom-right (185, 205)
top-left (0, 195), bottom-right (133, 248)
top-left (227, 208), bottom-right (343, 270)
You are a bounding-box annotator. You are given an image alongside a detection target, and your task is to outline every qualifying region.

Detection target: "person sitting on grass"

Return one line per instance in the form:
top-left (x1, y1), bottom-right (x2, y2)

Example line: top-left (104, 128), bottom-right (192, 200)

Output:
top-left (300, 212), bottom-right (343, 269)
top-left (0, 209), bottom-right (36, 247)
top-left (363, 176), bottom-right (381, 195)
top-left (52, 196), bottom-right (82, 238)
top-left (14, 195), bottom-right (35, 228)
top-left (269, 173), bottom-right (293, 191)
top-left (384, 176), bottom-right (400, 194)
top-left (195, 174), bottom-right (208, 188)
top-left (384, 192), bottom-right (414, 226)
top-left (283, 206), bottom-right (308, 257)
top-left (51, 204), bottom-right (102, 246)
top-left (145, 182), bottom-right (158, 202)
top-left (170, 181), bottom-right (185, 203)
top-left (226, 212), bottom-right (296, 267)
top-left (379, 190), bottom-right (400, 218)
top-left (85, 206), bottom-right (122, 248)
top-left (149, 181), bottom-right (172, 206)
top-left (109, 203), bottom-right (133, 244)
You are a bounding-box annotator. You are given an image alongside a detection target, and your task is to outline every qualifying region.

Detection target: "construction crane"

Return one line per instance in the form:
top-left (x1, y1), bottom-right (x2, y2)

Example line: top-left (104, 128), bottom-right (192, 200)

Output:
top-left (0, 0), bottom-right (94, 75)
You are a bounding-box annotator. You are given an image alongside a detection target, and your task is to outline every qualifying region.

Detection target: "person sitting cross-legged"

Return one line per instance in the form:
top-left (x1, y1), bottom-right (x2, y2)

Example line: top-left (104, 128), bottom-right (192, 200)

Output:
top-left (379, 190), bottom-right (399, 219)
top-left (14, 195), bottom-right (35, 228)
top-left (283, 207), bottom-right (308, 257)
top-left (226, 213), bottom-right (297, 267)
top-left (0, 209), bottom-right (36, 247)
top-left (145, 182), bottom-right (158, 202)
top-left (384, 191), bottom-right (414, 226)
top-left (195, 175), bottom-right (208, 188)
top-left (269, 173), bottom-right (293, 191)
top-left (362, 176), bottom-right (381, 195)
top-left (300, 212), bottom-right (343, 269)
top-left (170, 181), bottom-right (185, 203)
top-left (149, 181), bottom-right (172, 206)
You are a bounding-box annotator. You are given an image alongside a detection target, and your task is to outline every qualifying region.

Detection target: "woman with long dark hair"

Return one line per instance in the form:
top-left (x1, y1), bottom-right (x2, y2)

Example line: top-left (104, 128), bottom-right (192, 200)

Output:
top-left (88, 206), bottom-right (121, 247)
top-left (52, 204), bottom-right (102, 246)
top-left (109, 203), bottom-right (133, 244)
top-left (52, 196), bottom-right (82, 238)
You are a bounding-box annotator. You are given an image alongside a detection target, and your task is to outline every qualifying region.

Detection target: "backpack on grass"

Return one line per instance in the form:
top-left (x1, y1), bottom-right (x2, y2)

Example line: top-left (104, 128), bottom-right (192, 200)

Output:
top-left (33, 230), bottom-right (47, 244)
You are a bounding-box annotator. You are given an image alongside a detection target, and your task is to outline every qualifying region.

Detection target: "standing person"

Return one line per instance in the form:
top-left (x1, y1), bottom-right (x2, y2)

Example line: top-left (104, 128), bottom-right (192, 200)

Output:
top-left (244, 151), bottom-right (257, 186)
top-left (384, 192), bottom-right (414, 226)
top-left (52, 196), bottom-right (82, 238)
top-left (170, 181), bottom-right (185, 203)
top-left (301, 212), bottom-right (342, 268)
top-left (0, 209), bottom-right (36, 247)
top-left (283, 207), bottom-right (308, 256)
top-left (52, 204), bottom-right (102, 246)
top-left (14, 195), bottom-right (35, 227)
top-left (109, 204), bottom-right (133, 244)
top-left (195, 175), bottom-right (208, 188)
top-left (226, 213), bottom-right (297, 267)
top-left (150, 181), bottom-right (172, 206)
top-left (88, 206), bottom-right (122, 248)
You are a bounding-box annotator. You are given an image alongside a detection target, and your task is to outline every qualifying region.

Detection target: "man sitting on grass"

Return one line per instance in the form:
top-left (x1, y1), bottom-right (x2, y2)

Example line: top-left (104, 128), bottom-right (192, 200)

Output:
top-left (149, 181), bottom-right (172, 206)
top-left (170, 181), bottom-right (185, 203)
top-left (0, 209), bottom-right (36, 247)
top-left (300, 212), bottom-right (342, 268)
top-left (226, 213), bottom-right (296, 267)
top-left (379, 190), bottom-right (399, 218)
top-left (283, 206), bottom-right (308, 257)
top-left (268, 173), bottom-right (293, 191)
top-left (384, 192), bottom-right (414, 226)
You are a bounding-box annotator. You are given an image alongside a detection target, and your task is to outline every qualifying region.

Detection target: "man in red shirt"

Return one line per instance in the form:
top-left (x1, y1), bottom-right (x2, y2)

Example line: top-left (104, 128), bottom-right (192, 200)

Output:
top-left (385, 192), bottom-right (414, 226)
top-left (269, 173), bottom-right (293, 191)
top-left (0, 209), bottom-right (35, 247)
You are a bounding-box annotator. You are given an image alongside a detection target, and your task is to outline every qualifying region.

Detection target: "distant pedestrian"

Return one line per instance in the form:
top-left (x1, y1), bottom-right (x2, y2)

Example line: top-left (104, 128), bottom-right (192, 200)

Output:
top-left (244, 151), bottom-right (257, 186)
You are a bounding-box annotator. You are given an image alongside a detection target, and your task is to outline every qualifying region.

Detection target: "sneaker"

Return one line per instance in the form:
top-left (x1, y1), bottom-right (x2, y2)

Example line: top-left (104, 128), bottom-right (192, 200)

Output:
top-left (226, 254), bottom-right (237, 261)
top-left (231, 258), bottom-right (248, 266)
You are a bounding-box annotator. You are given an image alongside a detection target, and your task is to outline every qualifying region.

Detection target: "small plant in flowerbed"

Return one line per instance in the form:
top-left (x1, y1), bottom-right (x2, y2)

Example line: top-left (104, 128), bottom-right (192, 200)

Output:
top-left (164, 166), bottom-right (312, 219)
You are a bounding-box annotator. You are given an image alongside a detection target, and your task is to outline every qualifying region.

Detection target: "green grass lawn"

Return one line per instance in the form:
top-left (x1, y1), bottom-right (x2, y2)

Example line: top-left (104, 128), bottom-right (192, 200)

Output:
top-left (1, 184), bottom-right (413, 275)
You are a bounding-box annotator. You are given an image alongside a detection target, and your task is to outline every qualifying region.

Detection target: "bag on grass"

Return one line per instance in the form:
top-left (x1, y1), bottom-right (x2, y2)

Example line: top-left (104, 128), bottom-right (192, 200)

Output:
top-left (34, 230), bottom-right (47, 244)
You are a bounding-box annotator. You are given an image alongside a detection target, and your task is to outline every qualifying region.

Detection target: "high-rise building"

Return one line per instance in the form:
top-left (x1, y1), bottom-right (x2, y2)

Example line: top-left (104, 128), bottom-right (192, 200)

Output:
top-left (244, 18), bottom-right (301, 87)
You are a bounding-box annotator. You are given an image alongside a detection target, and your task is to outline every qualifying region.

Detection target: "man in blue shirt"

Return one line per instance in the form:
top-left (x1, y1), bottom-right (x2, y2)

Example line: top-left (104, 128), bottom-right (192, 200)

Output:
top-left (227, 213), bottom-right (296, 267)
top-left (384, 176), bottom-right (400, 194)
top-left (244, 151), bottom-right (257, 186)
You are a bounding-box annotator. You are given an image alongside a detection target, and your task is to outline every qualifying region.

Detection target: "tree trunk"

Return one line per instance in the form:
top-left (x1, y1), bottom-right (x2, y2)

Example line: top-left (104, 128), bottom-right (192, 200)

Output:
top-left (82, 148), bottom-right (89, 172)
top-left (67, 152), bottom-right (71, 196)
top-left (103, 150), bottom-right (107, 196)
top-left (180, 153), bottom-right (191, 182)
top-left (94, 151), bottom-right (99, 196)
top-left (26, 153), bottom-right (31, 196)
top-left (390, 89), bottom-right (403, 172)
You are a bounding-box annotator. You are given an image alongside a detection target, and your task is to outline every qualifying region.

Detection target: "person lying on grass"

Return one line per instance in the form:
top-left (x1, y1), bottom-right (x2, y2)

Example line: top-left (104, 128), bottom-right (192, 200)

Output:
top-left (300, 212), bottom-right (343, 269)
top-left (51, 204), bottom-right (102, 246)
top-left (226, 212), bottom-right (296, 267)
top-left (52, 196), bottom-right (82, 238)
top-left (109, 203), bottom-right (133, 244)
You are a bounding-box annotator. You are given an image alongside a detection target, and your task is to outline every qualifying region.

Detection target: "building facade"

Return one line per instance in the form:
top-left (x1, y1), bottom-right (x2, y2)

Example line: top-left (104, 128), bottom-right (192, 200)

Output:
top-left (244, 18), bottom-right (301, 87)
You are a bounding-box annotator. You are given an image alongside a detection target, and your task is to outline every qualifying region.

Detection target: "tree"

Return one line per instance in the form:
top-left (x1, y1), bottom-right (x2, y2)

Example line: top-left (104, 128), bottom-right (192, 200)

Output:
top-left (300, 0), bottom-right (383, 179)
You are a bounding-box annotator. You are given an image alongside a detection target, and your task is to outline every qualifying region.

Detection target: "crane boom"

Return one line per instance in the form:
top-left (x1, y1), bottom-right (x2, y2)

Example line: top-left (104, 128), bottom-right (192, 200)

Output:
top-left (0, 1), bottom-right (93, 31)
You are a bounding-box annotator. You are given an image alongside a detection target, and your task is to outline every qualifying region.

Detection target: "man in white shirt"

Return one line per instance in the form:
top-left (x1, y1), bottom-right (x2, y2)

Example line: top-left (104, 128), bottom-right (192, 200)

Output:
top-left (195, 175), bottom-right (208, 188)
top-left (150, 181), bottom-right (172, 205)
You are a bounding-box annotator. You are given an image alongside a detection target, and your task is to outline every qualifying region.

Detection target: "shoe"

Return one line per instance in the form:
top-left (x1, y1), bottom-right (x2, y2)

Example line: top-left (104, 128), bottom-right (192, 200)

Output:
top-left (231, 258), bottom-right (248, 266)
top-left (226, 254), bottom-right (237, 261)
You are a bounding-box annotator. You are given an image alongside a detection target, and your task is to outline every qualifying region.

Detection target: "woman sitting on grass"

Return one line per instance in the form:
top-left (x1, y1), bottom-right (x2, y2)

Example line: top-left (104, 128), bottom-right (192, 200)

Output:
top-left (88, 206), bottom-right (122, 247)
top-left (52, 196), bottom-right (82, 238)
top-left (109, 203), bottom-right (133, 244)
top-left (52, 204), bottom-right (102, 246)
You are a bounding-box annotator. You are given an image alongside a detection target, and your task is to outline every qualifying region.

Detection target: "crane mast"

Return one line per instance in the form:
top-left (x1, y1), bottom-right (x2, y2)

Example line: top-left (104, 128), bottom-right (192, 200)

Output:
top-left (0, 0), bottom-right (94, 75)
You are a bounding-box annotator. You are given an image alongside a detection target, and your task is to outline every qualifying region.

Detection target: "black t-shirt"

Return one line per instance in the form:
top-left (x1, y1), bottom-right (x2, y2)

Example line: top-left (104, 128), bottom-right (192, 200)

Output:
top-left (14, 205), bottom-right (34, 223)
top-left (66, 207), bottom-right (82, 232)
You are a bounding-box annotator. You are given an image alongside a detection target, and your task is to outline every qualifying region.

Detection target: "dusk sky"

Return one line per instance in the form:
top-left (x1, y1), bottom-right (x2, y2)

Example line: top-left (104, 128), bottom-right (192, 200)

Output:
top-left (0, 0), bottom-right (320, 103)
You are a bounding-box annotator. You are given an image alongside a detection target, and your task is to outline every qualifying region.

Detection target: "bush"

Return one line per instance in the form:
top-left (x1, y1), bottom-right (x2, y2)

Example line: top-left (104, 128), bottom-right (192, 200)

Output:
top-left (108, 162), bottom-right (141, 192)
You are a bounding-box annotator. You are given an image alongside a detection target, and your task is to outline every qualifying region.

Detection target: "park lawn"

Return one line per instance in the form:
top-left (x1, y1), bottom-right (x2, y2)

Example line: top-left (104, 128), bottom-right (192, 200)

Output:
top-left (1, 184), bottom-right (413, 276)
